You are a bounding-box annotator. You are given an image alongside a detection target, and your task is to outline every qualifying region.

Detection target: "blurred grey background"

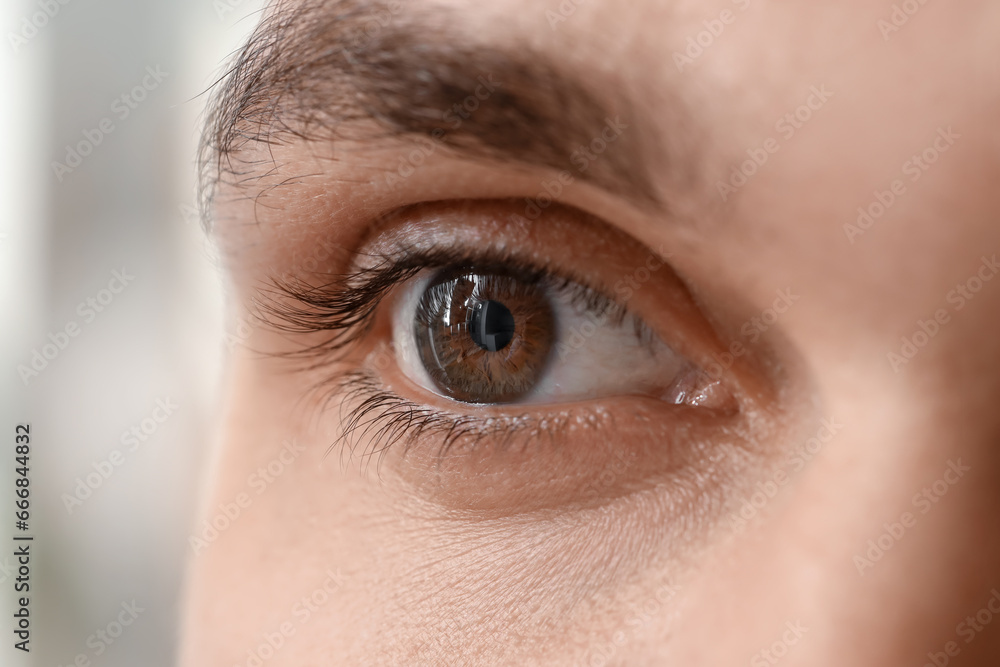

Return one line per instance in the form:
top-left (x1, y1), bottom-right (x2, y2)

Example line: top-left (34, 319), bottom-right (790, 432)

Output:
top-left (1, 1), bottom-right (265, 665)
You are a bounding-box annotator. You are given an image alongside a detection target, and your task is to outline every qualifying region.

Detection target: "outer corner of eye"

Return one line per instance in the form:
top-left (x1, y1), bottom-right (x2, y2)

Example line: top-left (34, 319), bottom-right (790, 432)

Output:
top-left (660, 367), bottom-right (736, 412)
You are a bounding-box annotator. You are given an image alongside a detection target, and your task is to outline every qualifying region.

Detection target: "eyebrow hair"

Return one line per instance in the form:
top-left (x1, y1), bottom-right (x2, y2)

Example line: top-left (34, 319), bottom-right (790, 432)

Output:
top-left (200, 0), bottom-right (696, 221)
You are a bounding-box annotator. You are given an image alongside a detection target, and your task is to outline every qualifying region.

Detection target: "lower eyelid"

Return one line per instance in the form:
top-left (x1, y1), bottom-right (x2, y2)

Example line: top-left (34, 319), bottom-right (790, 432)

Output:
top-left (328, 365), bottom-right (747, 515)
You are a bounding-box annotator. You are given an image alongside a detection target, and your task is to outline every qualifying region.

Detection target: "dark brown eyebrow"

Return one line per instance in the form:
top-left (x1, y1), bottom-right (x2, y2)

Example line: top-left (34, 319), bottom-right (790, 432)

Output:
top-left (200, 0), bottom-right (698, 219)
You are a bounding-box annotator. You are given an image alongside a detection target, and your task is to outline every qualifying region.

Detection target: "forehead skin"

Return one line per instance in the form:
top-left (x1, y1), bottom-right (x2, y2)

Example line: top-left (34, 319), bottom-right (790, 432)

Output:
top-left (183, 0), bottom-right (1000, 665)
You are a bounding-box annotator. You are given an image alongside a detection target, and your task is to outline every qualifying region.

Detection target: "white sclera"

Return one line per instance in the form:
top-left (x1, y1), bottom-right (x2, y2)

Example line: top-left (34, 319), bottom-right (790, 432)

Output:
top-left (390, 270), bottom-right (689, 406)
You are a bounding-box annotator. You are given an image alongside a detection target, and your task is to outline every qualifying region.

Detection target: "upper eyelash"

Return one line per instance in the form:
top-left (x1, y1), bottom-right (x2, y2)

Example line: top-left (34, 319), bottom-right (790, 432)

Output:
top-left (255, 242), bottom-right (633, 364)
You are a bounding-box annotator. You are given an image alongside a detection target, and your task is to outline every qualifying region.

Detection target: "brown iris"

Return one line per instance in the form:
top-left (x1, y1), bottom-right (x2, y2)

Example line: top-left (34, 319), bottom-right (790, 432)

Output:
top-left (414, 271), bottom-right (555, 403)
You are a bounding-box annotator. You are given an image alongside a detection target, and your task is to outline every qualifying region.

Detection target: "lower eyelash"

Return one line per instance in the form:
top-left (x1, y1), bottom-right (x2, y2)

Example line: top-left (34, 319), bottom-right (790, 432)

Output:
top-left (329, 370), bottom-right (574, 472)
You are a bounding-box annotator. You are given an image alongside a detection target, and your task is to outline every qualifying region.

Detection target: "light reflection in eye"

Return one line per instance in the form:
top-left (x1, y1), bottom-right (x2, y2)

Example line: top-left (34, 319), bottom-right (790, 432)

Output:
top-left (391, 264), bottom-right (719, 407)
top-left (412, 270), bottom-right (556, 403)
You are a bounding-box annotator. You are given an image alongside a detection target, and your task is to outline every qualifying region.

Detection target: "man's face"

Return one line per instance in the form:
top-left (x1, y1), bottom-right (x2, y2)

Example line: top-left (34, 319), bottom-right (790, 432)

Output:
top-left (181, 0), bottom-right (1000, 664)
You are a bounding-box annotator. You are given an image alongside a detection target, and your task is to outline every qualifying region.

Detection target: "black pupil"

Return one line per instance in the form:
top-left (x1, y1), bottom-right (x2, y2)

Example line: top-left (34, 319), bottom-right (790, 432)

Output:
top-left (467, 299), bottom-right (515, 352)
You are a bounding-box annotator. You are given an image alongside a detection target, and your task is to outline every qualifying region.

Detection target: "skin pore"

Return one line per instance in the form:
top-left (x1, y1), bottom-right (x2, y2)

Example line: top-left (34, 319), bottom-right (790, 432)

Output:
top-left (181, 0), bottom-right (1000, 664)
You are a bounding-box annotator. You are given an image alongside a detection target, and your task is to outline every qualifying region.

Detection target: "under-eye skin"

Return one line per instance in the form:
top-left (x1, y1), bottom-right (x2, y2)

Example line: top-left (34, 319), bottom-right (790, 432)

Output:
top-left (255, 201), bottom-right (755, 509)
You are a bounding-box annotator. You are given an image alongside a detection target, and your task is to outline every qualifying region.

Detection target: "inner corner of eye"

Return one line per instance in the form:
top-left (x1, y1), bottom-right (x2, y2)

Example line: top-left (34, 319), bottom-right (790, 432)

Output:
top-left (376, 262), bottom-right (724, 410)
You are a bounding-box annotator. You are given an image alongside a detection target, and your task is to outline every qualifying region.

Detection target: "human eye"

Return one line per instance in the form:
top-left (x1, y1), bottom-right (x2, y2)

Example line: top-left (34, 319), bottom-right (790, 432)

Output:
top-left (256, 199), bottom-right (768, 512)
top-left (391, 247), bottom-right (728, 408)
